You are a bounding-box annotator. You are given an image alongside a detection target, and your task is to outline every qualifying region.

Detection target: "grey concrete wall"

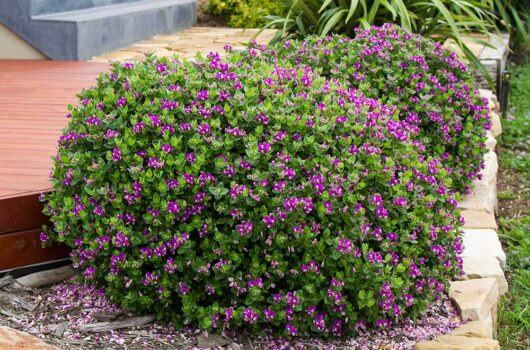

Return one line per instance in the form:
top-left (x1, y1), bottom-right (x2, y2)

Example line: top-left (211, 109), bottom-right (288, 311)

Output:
top-left (0, 0), bottom-right (197, 60)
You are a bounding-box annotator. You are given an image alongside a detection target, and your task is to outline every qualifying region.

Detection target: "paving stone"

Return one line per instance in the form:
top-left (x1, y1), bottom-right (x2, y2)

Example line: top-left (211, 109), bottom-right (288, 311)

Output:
top-left (489, 112), bottom-right (502, 137)
top-left (461, 229), bottom-right (506, 269)
top-left (459, 151), bottom-right (497, 214)
top-left (458, 256), bottom-right (508, 294)
top-left (121, 43), bottom-right (170, 53)
top-left (148, 35), bottom-right (179, 44)
top-left (450, 320), bottom-right (492, 338)
top-left (449, 278), bottom-right (499, 321)
top-left (0, 326), bottom-right (57, 350)
top-left (415, 335), bottom-right (500, 350)
top-left (91, 51), bottom-right (143, 62)
top-left (92, 27), bottom-right (279, 62)
top-left (461, 210), bottom-right (498, 230)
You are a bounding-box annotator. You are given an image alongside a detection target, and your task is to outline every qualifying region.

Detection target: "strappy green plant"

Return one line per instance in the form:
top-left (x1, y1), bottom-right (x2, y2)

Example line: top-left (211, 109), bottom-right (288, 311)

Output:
top-left (262, 0), bottom-right (501, 84)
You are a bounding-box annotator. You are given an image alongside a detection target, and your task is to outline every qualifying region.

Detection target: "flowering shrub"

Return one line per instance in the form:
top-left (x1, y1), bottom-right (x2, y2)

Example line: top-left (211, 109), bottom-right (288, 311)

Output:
top-left (43, 53), bottom-right (463, 337)
top-left (241, 24), bottom-right (491, 193)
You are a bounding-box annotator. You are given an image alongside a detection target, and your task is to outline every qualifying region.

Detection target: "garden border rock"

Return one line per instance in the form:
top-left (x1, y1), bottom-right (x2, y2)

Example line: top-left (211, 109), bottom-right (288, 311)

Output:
top-left (415, 88), bottom-right (506, 350)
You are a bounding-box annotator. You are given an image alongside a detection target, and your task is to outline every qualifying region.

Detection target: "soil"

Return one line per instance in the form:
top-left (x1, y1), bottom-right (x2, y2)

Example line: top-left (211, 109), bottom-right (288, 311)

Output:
top-left (496, 153), bottom-right (530, 219)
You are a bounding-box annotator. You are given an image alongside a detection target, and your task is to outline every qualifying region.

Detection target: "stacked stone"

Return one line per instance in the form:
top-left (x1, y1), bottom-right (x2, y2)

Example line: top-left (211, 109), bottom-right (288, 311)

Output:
top-left (91, 27), bottom-right (278, 62)
top-left (416, 90), bottom-right (506, 350)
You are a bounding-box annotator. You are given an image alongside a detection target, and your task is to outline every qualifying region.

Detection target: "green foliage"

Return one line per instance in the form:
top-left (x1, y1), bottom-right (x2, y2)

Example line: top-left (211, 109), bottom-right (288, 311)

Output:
top-left (498, 216), bottom-right (530, 350)
top-left (497, 61), bottom-right (530, 350)
top-left (42, 52), bottom-right (463, 337)
top-left (264, 0), bottom-right (498, 83)
top-left (494, 0), bottom-right (530, 54)
top-left (206, 0), bottom-right (283, 27)
top-left (499, 64), bottom-right (530, 175)
top-left (241, 25), bottom-right (490, 193)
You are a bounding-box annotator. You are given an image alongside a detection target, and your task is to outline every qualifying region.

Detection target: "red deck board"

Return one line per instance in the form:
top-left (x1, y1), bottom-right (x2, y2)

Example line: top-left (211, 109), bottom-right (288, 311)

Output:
top-left (0, 60), bottom-right (107, 269)
top-left (0, 60), bottom-right (107, 200)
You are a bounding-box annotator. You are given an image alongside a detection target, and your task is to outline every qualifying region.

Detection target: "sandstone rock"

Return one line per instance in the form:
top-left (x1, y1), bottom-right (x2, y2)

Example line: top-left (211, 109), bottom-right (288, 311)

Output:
top-left (459, 256), bottom-right (508, 294)
top-left (437, 336), bottom-right (499, 349)
top-left (415, 335), bottom-right (500, 350)
top-left (461, 229), bottom-right (506, 269)
top-left (449, 278), bottom-right (499, 321)
top-left (415, 336), bottom-right (500, 350)
top-left (489, 112), bottom-right (502, 138)
top-left (459, 151), bottom-right (498, 214)
top-left (148, 35), bottom-right (179, 44)
top-left (450, 320), bottom-right (492, 338)
top-left (485, 131), bottom-right (497, 151)
top-left (484, 313), bottom-right (493, 338)
top-left (461, 210), bottom-right (498, 230)
top-left (0, 326), bottom-right (57, 350)
top-left (91, 51), bottom-right (143, 62)
top-left (478, 89), bottom-right (499, 112)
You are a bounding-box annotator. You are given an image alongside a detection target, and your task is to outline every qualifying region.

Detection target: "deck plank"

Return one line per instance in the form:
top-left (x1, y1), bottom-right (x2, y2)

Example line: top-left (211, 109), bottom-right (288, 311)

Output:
top-left (0, 60), bottom-right (107, 270)
top-left (0, 60), bottom-right (107, 200)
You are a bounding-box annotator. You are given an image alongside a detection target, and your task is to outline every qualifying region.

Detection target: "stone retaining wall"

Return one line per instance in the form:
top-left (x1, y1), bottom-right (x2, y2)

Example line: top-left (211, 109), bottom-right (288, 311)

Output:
top-left (415, 89), bottom-right (506, 350)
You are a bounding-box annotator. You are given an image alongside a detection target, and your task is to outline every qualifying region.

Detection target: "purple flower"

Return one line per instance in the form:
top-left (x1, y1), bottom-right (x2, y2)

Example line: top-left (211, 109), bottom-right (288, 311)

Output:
top-left (147, 157), bottom-right (164, 169)
top-left (116, 97), bottom-right (126, 108)
top-left (186, 152), bottom-right (195, 163)
top-left (161, 144), bottom-right (173, 153)
top-left (337, 238), bottom-right (353, 254)
top-left (114, 231), bottom-right (130, 248)
top-left (236, 221), bottom-right (253, 236)
top-left (84, 267), bottom-right (96, 279)
top-left (368, 251), bottom-right (383, 264)
top-left (243, 308), bottom-right (259, 324)
top-left (197, 90), bottom-right (209, 100)
top-left (263, 309), bottom-right (275, 321)
top-left (258, 142), bottom-right (271, 153)
top-left (393, 197), bottom-right (408, 207)
top-left (198, 123), bottom-right (211, 135)
top-left (179, 282), bottom-right (189, 295)
top-left (286, 324), bottom-right (298, 336)
top-left (262, 214), bottom-right (277, 228)
top-left (323, 201), bottom-right (333, 215)
top-left (112, 147), bottom-right (122, 162)
top-left (167, 201), bottom-right (180, 213)
top-left (39, 232), bottom-right (49, 242)
top-left (86, 115), bottom-right (101, 126)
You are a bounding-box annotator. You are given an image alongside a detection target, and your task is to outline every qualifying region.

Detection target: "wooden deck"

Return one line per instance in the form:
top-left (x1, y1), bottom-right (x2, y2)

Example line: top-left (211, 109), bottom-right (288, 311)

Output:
top-left (0, 60), bottom-right (107, 271)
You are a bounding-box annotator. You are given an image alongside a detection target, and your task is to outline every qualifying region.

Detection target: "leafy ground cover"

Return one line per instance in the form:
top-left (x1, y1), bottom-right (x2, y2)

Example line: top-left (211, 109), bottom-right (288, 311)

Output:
top-left (496, 62), bottom-right (530, 350)
top-left (42, 51), bottom-right (464, 337)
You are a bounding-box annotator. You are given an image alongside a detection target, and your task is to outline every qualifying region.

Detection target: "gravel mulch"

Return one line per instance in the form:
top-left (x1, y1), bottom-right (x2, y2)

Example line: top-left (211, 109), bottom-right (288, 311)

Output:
top-left (0, 278), bottom-right (461, 349)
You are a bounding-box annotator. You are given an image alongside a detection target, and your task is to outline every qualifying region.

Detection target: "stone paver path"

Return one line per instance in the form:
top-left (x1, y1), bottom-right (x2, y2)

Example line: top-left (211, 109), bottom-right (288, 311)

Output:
top-left (91, 27), bottom-right (278, 62)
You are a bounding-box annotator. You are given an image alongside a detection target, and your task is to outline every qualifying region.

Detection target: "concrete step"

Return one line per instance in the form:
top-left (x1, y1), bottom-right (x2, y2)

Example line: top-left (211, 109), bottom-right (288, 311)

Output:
top-left (0, 0), bottom-right (196, 60)
top-left (31, 0), bottom-right (143, 16)
top-left (32, 0), bottom-right (196, 60)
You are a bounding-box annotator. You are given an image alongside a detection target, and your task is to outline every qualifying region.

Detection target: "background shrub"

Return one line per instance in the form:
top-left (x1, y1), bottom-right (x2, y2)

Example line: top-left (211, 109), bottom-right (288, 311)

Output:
top-left (243, 24), bottom-right (490, 193)
top-left (206, 0), bottom-right (283, 28)
top-left (263, 0), bottom-right (530, 81)
top-left (43, 54), bottom-right (463, 337)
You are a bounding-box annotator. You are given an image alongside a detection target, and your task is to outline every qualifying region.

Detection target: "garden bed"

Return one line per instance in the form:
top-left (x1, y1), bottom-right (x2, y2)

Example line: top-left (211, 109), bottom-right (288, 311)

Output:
top-left (2, 25), bottom-right (511, 350)
top-left (0, 278), bottom-right (461, 350)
